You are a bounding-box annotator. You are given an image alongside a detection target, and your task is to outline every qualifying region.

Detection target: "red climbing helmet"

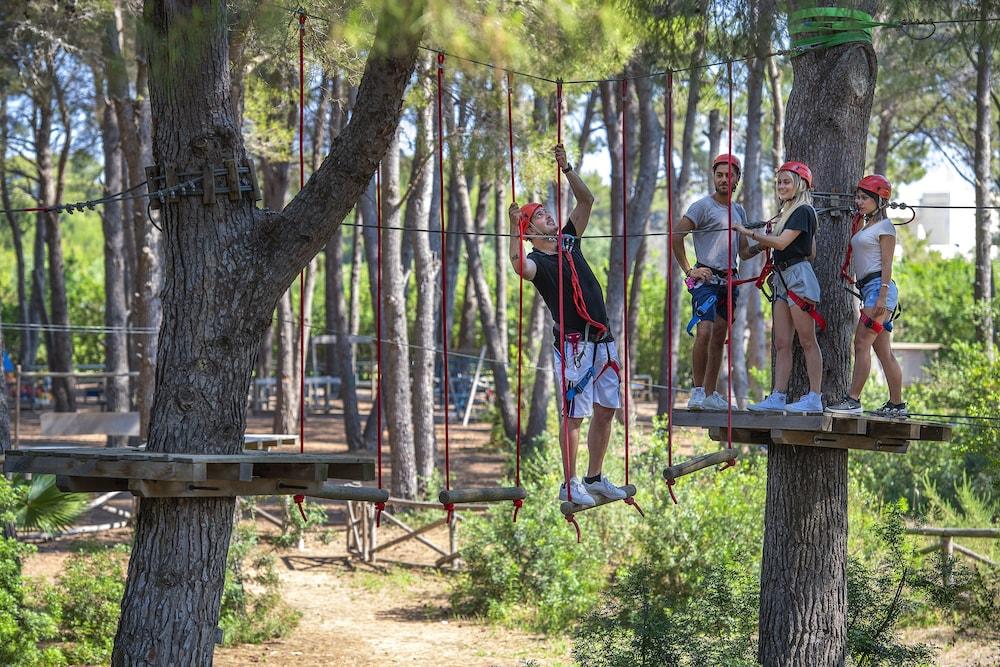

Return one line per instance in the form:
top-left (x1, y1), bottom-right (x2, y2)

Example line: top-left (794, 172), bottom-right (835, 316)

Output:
top-left (518, 202), bottom-right (544, 235)
top-left (712, 153), bottom-right (742, 175)
top-left (857, 174), bottom-right (891, 200)
top-left (777, 161), bottom-right (812, 188)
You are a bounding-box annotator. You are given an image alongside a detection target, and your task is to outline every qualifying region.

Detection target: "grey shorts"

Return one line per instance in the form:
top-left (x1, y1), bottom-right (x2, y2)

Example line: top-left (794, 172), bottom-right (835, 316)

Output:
top-left (772, 260), bottom-right (821, 304)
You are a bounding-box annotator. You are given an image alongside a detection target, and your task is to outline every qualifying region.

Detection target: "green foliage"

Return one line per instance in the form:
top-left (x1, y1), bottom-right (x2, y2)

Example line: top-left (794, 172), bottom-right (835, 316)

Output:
top-left (272, 495), bottom-right (330, 548)
top-left (12, 475), bottom-right (87, 534)
top-left (0, 538), bottom-right (63, 667)
top-left (451, 434), bottom-right (638, 632)
top-left (55, 547), bottom-right (128, 665)
top-left (219, 523), bottom-right (301, 645)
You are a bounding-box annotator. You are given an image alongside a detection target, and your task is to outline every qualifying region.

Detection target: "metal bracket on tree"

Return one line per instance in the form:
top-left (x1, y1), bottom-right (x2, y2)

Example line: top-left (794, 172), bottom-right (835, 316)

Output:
top-left (144, 156), bottom-right (261, 209)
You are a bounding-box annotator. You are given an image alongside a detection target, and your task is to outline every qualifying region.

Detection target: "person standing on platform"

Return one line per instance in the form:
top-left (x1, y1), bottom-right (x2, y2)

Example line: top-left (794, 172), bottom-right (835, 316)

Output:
top-left (735, 161), bottom-right (825, 414)
top-left (507, 144), bottom-right (626, 508)
top-left (671, 154), bottom-right (760, 411)
top-left (827, 175), bottom-right (907, 417)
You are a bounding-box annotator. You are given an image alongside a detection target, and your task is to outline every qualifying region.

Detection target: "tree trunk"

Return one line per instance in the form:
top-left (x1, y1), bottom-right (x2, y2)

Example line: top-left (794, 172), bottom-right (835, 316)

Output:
top-left (732, 0), bottom-right (774, 406)
top-left (524, 293), bottom-right (553, 454)
top-left (0, 96), bottom-right (30, 366)
top-left (95, 63), bottom-right (131, 446)
top-left (973, 8), bottom-right (994, 353)
top-left (758, 5), bottom-right (878, 663)
top-left (767, 56), bottom-right (785, 173)
top-left (406, 60), bottom-right (438, 487)
top-left (381, 135), bottom-right (417, 498)
top-left (28, 219), bottom-right (48, 368)
top-left (35, 62), bottom-right (75, 411)
top-left (872, 107), bottom-right (893, 176)
top-left (706, 109), bottom-right (722, 191)
top-left (0, 321), bottom-right (9, 454)
top-left (113, 1), bottom-right (423, 662)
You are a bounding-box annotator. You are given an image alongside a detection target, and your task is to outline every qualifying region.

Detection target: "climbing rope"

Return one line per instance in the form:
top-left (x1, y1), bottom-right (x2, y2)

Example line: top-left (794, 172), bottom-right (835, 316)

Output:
top-left (294, 9), bottom-right (308, 519)
top-left (507, 72), bottom-right (524, 522)
top-left (374, 164), bottom-right (385, 526)
top-left (436, 52), bottom-right (455, 525)
top-left (665, 70), bottom-right (678, 505)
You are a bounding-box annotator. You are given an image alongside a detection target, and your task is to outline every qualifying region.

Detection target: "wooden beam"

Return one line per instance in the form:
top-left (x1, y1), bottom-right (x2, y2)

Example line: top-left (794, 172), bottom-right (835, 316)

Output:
top-left (671, 409), bottom-right (831, 431)
top-left (663, 450), bottom-right (739, 484)
top-left (905, 526), bottom-right (1000, 538)
top-left (560, 484), bottom-right (638, 516)
top-left (770, 430), bottom-right (908, 453)
top-left (128, 478), bottom-right (326, 498)
top-left (56, 475), bottom-right (130, 493)
top-left (253, 462), bottom-right (329, 482)
top-left (438, 486), bottom-right (526, 505)
top-left (8, 454), bottom-right (206, 482)
top-left (306, 483), bottom-right (388, 502)
top-left (708, 427), bottom-right (772, 445)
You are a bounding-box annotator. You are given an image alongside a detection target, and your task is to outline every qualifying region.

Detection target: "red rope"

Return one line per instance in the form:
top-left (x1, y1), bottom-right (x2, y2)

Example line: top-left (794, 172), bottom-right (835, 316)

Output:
top-left (508, 72), bottom-right (524, 522)
top-left (375, 164), bottom-right (384, 526)
top-left (437, 53), bottom-right (453, 512)
top-left (556, 80), bottom-right (571, 505)
top-left (725, 61), bottom-right (733, 455)
top-left (620, 79), bottom-right (630, 488)
top-left (665, 71), bottom-right (677, 505)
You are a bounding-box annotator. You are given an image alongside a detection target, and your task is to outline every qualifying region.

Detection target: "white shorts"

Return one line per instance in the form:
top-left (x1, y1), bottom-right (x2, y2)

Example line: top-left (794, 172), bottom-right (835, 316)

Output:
top-left (552, 338), bottom-right (622, 418)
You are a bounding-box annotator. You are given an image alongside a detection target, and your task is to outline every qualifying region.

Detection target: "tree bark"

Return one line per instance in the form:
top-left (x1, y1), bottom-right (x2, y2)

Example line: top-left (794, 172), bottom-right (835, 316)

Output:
top-left (406, 59), bottom-right (438, 487)
top-left (0, 321), bottom-right (9, 454)
top-left (95, 61), bottom-right (131, 446)
top-left (0, 96), bottom-right (30, 366)
top-left (973, 7), bottom-right (994, 352)
top-left (766, 56), bottom-right (785, 173)
top-left (112, 1), bottom-right (423, 661)
top-left (381, 135), bottom-right (417, 498)
top-left (758, 5), bottom-right (879, 663)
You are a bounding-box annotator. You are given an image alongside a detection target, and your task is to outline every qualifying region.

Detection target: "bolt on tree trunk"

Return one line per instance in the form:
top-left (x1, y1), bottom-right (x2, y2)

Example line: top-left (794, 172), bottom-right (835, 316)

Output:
top-left (758, 7), bottom-right (879, 663)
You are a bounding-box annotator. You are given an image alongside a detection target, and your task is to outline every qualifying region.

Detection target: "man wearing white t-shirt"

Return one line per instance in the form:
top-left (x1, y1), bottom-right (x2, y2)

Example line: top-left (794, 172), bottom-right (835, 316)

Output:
top-left (671, 154), bottom-right (762, 411)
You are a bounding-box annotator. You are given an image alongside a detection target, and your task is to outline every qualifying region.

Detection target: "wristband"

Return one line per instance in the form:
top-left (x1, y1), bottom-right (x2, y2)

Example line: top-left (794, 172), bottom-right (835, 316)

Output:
top-left (561, 164), bottom-right (573, 174)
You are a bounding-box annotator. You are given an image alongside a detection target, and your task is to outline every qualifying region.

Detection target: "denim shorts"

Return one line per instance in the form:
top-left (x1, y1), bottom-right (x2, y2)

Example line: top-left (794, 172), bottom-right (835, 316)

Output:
top-left (860, 277), bottom-right (899, 311)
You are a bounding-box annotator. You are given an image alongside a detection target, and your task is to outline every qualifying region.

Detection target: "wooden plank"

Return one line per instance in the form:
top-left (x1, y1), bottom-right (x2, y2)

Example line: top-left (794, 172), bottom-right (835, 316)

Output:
top-left (905, 526), bottom-right (1000, 538)
top-left (244, 433), bottom-right (299, 446)
top-left (40, 412), bottom-right (140, 437)
top-left (770, 430), bottom-right (908, 453)
top-left (205, 462), bottom-right (254, 482)
top-left (438, 486), bottom-right (526, 505)
top-left (865, 418), bottom-right (921, 439)
top-left (6, 452), bottom-right (205, 481)
top-left (671, 409), bottom-right (831, 431)
top-left (663, 450), bottom-right (739, 483)
top-left (129, 478), bottom-right (327, 498)
top-left (917, 423), bottom-right (952, 442)
top-left (829, 415), bottom-right (869, 435)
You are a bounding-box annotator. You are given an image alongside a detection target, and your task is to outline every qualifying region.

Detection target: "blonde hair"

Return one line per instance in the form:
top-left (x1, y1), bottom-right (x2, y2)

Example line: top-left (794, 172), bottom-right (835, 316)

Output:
top-left (773, 171), bottom-right (814, 234)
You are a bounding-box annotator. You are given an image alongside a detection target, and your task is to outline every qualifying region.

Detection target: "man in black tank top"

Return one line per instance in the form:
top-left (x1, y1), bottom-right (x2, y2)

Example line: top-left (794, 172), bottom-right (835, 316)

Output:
top-left (506, 144), bottom-right (626, 509)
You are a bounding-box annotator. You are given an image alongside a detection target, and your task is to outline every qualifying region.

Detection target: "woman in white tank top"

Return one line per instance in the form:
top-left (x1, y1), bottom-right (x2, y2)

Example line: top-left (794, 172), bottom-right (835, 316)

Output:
top-left (827, 174), bottom-right (907, 418)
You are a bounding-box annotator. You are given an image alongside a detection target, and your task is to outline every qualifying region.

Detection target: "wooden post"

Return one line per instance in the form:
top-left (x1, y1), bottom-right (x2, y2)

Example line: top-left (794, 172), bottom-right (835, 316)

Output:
top-left (942, 535), bottom-right (954, 587)
top-left (13, 364), bottom-right (20, 449)
top-left (449, 511), bottom-right (458, 571)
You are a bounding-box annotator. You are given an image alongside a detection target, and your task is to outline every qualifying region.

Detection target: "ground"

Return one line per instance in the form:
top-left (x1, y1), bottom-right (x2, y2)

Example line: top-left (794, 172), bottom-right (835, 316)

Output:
top-left (12, 400), bottom-right (1000, 666)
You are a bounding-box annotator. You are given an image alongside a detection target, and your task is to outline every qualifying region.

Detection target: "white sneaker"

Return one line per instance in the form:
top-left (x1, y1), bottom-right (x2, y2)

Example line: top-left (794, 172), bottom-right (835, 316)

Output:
top-left (748, 391), bottom-right (787, 413)
top-left (583, 474), bottom-right (627, 501)
top-left (785, 392), bottom-right (824, 414)
top-left (687, 387), bottom-right (706, 410)
top-left (701, 391), bottom-right (736, 411)
top-left (558, 477), bottom-right (596, 507)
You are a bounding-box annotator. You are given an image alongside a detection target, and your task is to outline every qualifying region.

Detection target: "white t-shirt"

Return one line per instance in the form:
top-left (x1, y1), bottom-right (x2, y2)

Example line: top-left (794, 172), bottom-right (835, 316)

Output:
top-left (682, 196), bottom-right (747, 272)
top-left (850, 218), bottom-right (895, 280)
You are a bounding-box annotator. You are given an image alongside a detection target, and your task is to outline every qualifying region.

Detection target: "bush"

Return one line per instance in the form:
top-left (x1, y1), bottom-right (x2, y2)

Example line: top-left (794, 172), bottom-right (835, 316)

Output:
top-left (55, 546), bottom-right (128, 665)
top-left (451, 434), bottom-right (640, 632)
top-left (219, 523), bottom-right (301, 645)
top-left (0, 537), bottom-right (63, 667)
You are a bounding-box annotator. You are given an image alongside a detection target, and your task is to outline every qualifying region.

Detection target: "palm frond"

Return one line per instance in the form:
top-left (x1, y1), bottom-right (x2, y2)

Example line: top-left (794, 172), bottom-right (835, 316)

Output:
top-left (14, 474), bottom-right (88, 533)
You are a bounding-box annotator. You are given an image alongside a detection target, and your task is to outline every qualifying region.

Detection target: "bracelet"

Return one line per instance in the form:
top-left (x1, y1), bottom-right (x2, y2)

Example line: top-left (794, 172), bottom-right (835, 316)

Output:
top-left (561, 164), bottom-right (573, 174)
top-left (881, 283), bottom-right (889, 288)
top-left (684, 267), bottom-right (692, 276)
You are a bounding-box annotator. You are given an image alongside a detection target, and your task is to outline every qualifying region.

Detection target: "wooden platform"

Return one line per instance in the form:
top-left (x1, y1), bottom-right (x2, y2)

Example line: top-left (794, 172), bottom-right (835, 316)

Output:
top-left (2, 447), bottom-right (375, 498)
top-left (671, 409), bottom-right (951, 453)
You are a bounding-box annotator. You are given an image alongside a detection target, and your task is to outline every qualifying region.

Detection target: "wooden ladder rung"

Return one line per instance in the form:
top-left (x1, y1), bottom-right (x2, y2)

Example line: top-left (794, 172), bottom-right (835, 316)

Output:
top-left (662, 449), bottom-right (740, 484)
top-left (438, 486), bottom-right (526, 505)
top-left (305, 484), bottom-right (389, 503)
top-left (560, 484), bottom-right (637, 516)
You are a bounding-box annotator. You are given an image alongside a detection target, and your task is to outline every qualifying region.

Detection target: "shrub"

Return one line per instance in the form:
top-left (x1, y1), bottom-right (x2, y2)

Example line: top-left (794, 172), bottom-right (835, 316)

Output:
top-left (219, 523), bottom-right (301, 645)
top-left (0, 537), bottom-right (63, 667)
top-left (56, 546), bottom-right (128, 665)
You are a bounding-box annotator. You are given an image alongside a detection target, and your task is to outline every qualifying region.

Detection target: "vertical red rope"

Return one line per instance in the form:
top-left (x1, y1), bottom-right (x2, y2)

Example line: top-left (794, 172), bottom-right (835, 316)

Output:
top-left (665, 70), bottom-right (677, 505)
top-left (376, 166), bottom-right (383, 488)
top-left (437, 53), bottom-right (453, 520)
top-left (508, 73), bottom-right (523, 501)
top-left (556, 80), bottom-right (571, 504)
top-left (620, 78), bottom-right (630, 487)
top-left (725, 62), bottom-right (734, 453)
top-left (297, 11), bottom-right (307, 455)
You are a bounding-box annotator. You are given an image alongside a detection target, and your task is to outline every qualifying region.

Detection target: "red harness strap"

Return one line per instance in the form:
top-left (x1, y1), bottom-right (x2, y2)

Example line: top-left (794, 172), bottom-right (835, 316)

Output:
top-left (786, 287), bottom-right (827, 330)
top-left (840, 211), bottom-right (864, 284)
top-left (859, 311), bottom-right (884, 334)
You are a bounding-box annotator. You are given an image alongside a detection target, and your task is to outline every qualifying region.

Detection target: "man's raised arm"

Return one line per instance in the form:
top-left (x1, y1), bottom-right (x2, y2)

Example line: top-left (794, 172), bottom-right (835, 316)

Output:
top-left (555, 144), bottom-right (594, 235)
